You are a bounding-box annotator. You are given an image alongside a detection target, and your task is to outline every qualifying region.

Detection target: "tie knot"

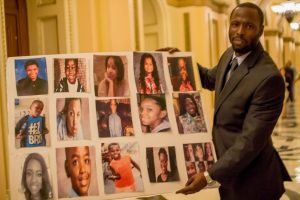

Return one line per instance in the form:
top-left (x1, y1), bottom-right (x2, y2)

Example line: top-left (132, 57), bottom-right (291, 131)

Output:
top-left (230, 58), bottom-right (238, 71)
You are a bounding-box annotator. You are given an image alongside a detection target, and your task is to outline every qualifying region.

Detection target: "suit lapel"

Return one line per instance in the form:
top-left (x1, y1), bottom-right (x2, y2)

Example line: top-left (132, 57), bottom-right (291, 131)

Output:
top-left (214, 42), bottom-right (264, 114)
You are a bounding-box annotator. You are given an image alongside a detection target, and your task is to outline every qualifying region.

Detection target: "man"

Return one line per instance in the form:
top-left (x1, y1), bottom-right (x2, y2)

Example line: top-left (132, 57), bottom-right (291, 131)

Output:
top-left (284, 60), bottom-right (295, 102)
top-left (176, 3), bottom-right (291, 199)
top-left (55, 58), bottom-right (85, 92)
top-left (16, 59), bottom-right (48, 96)
top-left (57, 98), bottom-right (84, 140)
top-left (65, 146), bottom-right (91, 197)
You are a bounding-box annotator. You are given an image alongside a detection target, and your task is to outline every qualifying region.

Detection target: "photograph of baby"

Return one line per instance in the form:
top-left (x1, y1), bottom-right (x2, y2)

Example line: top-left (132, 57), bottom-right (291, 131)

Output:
top-left (14, 98), bottom-right (50, 148)
top-left (167, 56), bottom-right (195, 92)
top-left (56, 146), bottom-right (99, 198)
top-left (94, 55), bottom-right (130, 97)
top-left (173, 92), bottom-right (207, 134)
top-left (54, 58), bottom-right (88, 93)
top-left (183, 143), bottom-right (215, 179)
top-left (56, 98), bottom-right (91, 141)
top-left (101, 142), bottom-right (144, 194)
top-left (96, 98), bottom-right (134, 138)
top-left (15, 57), bottom-right (48, 96)
top-left (137, 94), bottom-right (171, 133)
top-left (133, 52), bottom-right (166, 94)
top-left (146, 146), bottom-right (180, 183)
top-left (19, 153), bottom-right (53, 200)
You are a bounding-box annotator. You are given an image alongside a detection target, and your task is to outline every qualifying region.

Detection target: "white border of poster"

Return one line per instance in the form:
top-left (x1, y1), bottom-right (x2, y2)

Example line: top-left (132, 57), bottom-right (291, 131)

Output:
top-left (7, 51), bottom-right (217, 200)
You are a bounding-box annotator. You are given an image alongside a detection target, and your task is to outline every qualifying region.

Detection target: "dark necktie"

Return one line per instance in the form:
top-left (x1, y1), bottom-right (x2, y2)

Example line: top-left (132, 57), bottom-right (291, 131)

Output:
top-left (225, 58), bottom-right (238, 84)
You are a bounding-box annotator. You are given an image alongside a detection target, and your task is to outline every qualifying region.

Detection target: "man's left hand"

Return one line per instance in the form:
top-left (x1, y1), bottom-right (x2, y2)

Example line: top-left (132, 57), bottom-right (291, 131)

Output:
top-left (176, 172), bottom-right (207, 195)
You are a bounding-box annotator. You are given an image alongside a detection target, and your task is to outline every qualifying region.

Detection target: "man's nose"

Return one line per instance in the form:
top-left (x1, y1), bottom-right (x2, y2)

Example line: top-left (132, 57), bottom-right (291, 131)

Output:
top-left (237, 25), bottom-right (245, 34)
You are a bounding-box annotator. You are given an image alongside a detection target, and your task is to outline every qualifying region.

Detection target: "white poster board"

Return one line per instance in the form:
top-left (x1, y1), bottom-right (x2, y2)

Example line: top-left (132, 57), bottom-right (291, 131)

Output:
top-left (7, 52), bottom-right (216, 200)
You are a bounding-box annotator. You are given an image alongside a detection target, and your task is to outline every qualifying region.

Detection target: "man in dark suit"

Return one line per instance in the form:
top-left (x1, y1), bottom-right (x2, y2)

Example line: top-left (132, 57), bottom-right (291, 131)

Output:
top-left (177, 2), bottom-right (291, 200)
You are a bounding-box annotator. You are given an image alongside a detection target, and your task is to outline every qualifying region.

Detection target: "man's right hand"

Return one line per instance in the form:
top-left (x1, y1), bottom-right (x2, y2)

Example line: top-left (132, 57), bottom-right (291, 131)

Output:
top-left (156, 47), bottom-right (180, 54)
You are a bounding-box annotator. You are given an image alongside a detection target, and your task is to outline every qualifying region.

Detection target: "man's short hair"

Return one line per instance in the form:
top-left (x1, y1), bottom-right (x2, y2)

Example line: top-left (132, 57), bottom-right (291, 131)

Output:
top-left (230, 2), bottom-right (264, 26)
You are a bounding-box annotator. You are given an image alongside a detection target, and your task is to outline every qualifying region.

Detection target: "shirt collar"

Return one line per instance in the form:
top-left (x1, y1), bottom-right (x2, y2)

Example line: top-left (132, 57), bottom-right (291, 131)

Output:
top-left (232, 51), bottom-right (251, 66)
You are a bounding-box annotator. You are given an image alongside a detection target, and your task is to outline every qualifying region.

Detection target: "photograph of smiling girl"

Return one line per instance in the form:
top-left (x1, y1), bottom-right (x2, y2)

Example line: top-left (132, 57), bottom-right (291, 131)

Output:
top-left (56, 98), bottom-right (91, 141)
top-left (133, 52), bottom-right (166, 94)
top-left (53, 58), bottom-right (88, 93)
top-left (173, 92), bottom-right (207, 134)
top-left (20, 152), bottom-right (53, 200)
top-left (56, 146), bottom-right (99, 198)
top-left (94, 55), bottom-right (130, 97)
top-left (167, 56), bottom-right (196, 92)
top-left (137, 94), bottom-right (171, 133)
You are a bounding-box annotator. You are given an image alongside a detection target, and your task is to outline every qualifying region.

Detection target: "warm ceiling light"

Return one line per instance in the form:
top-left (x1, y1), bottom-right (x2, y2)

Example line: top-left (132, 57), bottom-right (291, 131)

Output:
top-left (271, 0), bottom-right (300, 23)
top-left (290, 22), bottom-right (300, 29)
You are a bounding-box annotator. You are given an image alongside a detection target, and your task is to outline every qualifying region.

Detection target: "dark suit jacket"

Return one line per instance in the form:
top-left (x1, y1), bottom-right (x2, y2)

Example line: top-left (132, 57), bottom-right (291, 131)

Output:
top-left (199, 42), bottom-right (291, 200)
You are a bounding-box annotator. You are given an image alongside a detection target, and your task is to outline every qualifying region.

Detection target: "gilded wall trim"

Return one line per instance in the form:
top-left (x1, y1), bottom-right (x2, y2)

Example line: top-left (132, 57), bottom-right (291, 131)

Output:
top-left (283, 37), bottom-right (294, 43)
top-left (264, 29), bottom-right (279, 37)
top-left (0, 0), bottom-right (9, 198)
top-left (166, 0), bottom-right (229, 13)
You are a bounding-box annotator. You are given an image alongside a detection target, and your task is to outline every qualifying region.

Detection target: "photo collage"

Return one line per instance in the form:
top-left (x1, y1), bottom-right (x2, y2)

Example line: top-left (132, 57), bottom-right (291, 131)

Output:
top-left (7, 52), bottom-right (216, 199)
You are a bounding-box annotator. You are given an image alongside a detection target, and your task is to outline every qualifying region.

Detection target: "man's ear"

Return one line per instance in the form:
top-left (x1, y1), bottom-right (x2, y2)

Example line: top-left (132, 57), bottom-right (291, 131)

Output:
top-left (65, 161), bottom-right (70, 177)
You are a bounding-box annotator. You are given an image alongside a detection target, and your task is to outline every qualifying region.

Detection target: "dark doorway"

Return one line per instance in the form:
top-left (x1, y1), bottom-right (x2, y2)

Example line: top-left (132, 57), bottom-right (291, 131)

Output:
top-left (4, 0), bottom-right (29, 57)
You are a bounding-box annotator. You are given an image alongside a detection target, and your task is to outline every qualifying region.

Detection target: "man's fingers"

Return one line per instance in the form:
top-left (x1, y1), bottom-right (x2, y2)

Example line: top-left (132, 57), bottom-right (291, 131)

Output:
top-left (176, 185), bottom-right (195, 195)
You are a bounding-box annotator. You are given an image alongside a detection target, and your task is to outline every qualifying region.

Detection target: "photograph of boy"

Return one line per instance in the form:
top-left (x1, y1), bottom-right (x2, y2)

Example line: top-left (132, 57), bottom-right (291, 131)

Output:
top-left (133, 52), bottom-right (166, 94)
top-left (94, 55), bottom-right (130, 97)
top-left (15, 98), bottom-right (49, 148)
top-left (167, 56), bottom-right (195, 92)
top-left (56, 98), bottom-right (91, 140)
top-left (173, 92), bottom-right (207, 134)
top-left (96, 98), bottom-right (134, 137)
top-left (56, 146), bottom-right (98, 198)
top-left (146, 146), bottom-right (179, 183)
top-left (20, 153), bottom-right (53, 200)
top-left (102, 142), bottom-right (144, 193)
top-left (15, 58), bottom-right (48, 96)
top-left (183, 143), bottom-right (216, 178)
top-left (54, 58), bottom-right (87, 92)
top-left (137, 94), bottom-right (171, 133)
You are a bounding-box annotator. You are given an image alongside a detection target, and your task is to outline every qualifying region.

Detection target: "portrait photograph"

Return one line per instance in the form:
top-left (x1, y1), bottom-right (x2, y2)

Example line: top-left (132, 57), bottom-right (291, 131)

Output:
top-left (53, 58), bottom-right (89, 93)
top-left (56, 146), bottom-right (99, 198)
top-left (183, 142), bottom-right (216, 178)
top-left (137, 94), bottom-right (171, 133)
top-left (133, 52), bottom-right (166, 94)
top-left (167, 56), bottom-right (196, 92)
top-left (96, 98), bottom-right (134, 138)
top-left (173, 91), bottom-right (207, 134)
top-left (17, 152), bottom-right (53, 200)
top-left (56, 97), bottom-right (91, 141)
top-left (146, 146), bottom-right (180, 183)
top-left (15, 57), bottom-right (48, 96)
top-left (14, 98), bottom-right (50, 148)
top-left (93, 55), bottom-right (130, 97)
top-left (101, 142), bottom-right (144, 194)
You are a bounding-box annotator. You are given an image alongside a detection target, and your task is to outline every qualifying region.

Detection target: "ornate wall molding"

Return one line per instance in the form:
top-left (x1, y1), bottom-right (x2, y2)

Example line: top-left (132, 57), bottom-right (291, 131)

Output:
top-left (264, 29), bottom-right (281, 37)
top-left (283, 36), bottom-right (295, 43)
top-left (0, 0), bottom-right (9, 198)
top-left (166, 0), bottom-right (229, 13)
